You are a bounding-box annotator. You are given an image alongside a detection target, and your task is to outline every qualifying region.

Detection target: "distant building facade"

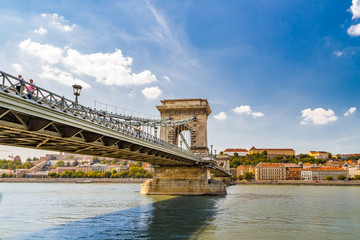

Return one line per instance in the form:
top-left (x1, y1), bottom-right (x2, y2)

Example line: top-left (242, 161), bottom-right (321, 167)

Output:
top-left (255, 163), bottom-right (287, 181)
top-left (308, 151), bottom-right (329, 159)
top-left (237, 165), bottom-right (255, 177)
top-left (250, 147), bottom-right (295, 159)
top-left (286, 168), bottom-right (302, 180)
top-left (301, 167), bottom-right (348, 181)
top-left (223, 148), bottom-right (248, 156)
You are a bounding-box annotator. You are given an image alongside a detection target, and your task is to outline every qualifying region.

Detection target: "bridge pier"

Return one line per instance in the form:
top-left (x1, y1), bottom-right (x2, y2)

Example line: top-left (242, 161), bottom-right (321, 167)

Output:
top-left (141, 166), bottom-right (227, 195)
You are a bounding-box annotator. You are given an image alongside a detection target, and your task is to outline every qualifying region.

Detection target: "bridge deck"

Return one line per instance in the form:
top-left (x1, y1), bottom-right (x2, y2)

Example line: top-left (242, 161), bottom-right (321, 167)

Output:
top-left (0, 71), bottom-right (229, 177)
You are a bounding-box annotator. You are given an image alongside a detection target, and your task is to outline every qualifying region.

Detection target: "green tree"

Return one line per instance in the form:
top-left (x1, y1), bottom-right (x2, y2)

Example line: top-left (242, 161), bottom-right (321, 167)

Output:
top-left (337, 174), bottom-right (346, 180)
top-left (26, 157), bottom-right (32, 162)
top-left (325, 175), bottom-right (333, 181)
top-left (112, 170), bottom-right (117, 174)
top-left (74, 171), bottom-right (84, 178)
top-left (328, 153), bottom-right (332, 159)
top-left (219, 151), bottom-right (223, 155)
top-left (48, 172), bottom-right (57, 178)
top-left (243, 172), bottom-right (254, 180)
top-left (60, 170), bottom-right (74, 178)
top-left (55, 160), bottom-right (65, 167)
top-left (230, 158), bottom-right (241, 168)
top-left (103, 171), bottom-right (112, 178)
top-left (93, 156), bottom-right (100, 163)
top-left (72, 160), bottom-right (79, 167)
top-left (354, 175), bottom-right (360, 180)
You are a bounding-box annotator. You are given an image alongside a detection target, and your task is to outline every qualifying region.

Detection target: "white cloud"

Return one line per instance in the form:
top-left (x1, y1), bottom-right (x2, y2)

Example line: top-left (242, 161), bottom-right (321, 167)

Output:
top-left (34, 27), bottom-right (47, 34)
top-left (348, 23), bottom-right (360, 36)
top-left (348, 1), bottom-right (360, 36)
top-left (252, 112), bottom-right (265, 118)
top-left (301, 108), bottom-right (337, 125)
top-left (214, 112), bottom-right (227, 120)
top-left (142, 86), bottom-right (162, 100)
top-left (163, 75), bottom-right (172, 82)
top-left (233, 105), bottom-right (251, 114)
top-left (11, 63), bottom-right (23, 73)
top-left (39, 65), bottom-right (91, 89)
top-left (350, 0), bottom-right (360, 19)
top-left (41, 13), bottom-right (76, 32)
top-left (19, 38), bottom-right (63, 64)
top-left (333, 51), bottom-right (344, 57)
top-left (233, 105), bottom-right (264, 118)
top-left (344, 107), bottom-right (356, 116)
top-left (63, 48), bottom-right (157, 86)
top-left (18, 39), bottom-right (157, 87)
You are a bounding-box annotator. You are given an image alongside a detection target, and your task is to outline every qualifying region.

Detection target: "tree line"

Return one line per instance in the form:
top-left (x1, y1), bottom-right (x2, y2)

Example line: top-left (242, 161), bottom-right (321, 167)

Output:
top-left (230, 151), bottom-right (329, 168)
top-left (48, 166), bottom-right (152, 179)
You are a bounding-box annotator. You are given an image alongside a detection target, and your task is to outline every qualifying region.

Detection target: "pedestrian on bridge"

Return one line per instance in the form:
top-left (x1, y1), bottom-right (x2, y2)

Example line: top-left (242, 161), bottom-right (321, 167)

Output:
top-left (16, 75), bottom-right (23, 94)
top-left (26, 79), bottom-right (35, 99)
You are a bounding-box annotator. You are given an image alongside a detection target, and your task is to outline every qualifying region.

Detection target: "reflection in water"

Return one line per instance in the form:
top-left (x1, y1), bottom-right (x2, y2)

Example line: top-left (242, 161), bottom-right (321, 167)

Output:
top-left (21, 196), bottom-right (222, 240)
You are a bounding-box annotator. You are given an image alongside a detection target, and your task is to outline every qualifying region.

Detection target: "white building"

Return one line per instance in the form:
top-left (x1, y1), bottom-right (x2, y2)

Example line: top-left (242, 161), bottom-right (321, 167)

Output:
top-left (348, 166), bottom-right (360, 178)
top-left (223, 148), bottom-right (248, 156)
top-left (301, 170), bottom-right (313, 181)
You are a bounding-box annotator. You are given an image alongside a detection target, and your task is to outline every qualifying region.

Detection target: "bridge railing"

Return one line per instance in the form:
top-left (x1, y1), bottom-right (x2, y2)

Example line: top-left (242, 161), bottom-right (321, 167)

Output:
top-left (0, 70), bottom-right (201, 160)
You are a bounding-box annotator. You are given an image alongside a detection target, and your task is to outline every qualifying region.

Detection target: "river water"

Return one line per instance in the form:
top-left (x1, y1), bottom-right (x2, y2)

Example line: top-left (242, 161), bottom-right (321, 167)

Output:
top-left (0, 183), bottom-right (359, 239)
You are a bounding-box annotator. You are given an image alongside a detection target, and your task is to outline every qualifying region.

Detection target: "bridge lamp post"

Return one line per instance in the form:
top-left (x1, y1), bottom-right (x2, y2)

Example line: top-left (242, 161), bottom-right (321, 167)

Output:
top-left (72, 84), bottom-right (82, 103)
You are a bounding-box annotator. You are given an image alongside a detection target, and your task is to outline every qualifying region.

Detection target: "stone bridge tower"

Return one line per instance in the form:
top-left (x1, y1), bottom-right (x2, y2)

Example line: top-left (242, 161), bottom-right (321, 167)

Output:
top-left (156, 99), bottom-right (211, 158)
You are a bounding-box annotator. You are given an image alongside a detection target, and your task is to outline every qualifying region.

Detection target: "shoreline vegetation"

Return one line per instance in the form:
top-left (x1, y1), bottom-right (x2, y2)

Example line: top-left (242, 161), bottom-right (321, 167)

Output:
top-left (0, 178), bottom-right (146, 183)
top-left (1, 178), bottom-right (360, 186)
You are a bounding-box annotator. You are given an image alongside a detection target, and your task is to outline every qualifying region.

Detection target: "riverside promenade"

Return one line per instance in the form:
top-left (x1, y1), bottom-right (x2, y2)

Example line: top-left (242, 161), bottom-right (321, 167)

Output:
top-left (0, 178), bottom-right (147, 183)
top-left (237, 180), bottom-right (360, 186)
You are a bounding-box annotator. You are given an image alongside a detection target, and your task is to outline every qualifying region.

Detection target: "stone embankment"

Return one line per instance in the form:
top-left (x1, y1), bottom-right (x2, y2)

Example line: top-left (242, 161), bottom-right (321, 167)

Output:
top-left (0, 178), bottom-right (147, 183)
top-left (237, 180), bottom-right (360, 186)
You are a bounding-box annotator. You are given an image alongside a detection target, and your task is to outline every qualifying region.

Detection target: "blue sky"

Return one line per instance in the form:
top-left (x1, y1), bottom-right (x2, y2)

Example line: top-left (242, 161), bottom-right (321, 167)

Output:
top-left (1, 0), bottom-right (360, 159)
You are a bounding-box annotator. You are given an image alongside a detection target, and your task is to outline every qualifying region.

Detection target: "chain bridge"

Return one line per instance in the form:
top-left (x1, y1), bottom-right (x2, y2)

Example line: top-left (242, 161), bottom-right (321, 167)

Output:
top-left (0, 70), bottom-right (230, 195)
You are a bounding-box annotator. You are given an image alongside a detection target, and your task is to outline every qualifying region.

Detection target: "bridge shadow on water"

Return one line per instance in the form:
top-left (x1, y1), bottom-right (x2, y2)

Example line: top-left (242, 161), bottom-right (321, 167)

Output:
top-left (20, 196), bottom-right (223, 240)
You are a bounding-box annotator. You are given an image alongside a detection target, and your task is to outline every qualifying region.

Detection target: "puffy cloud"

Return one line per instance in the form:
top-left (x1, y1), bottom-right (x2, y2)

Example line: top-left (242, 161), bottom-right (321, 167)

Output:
top-left (333, 51), bottom-right (344, 57)
top-left (11, 63), bottom-right (23, 73)
top-left (233, 105), bottom-right (264, 118)
top-left (34, 27), bottom-right (47, 34)
top-left (18, 40), bottom-right (157, 87)
top-left (233, 105), bottom-right (251, 114)
top-left (350, 0), bottom-right (360, 19)
top-left (142, 86), bottom-right (162, 100)
top-left (301, 108), bottom-right (337, 125)
top-left (214, 112), bottom-right (227, 120)
top-left (63, 49), bottom-right (157, 86)
top-left (348, 23), bottom-right (360, 36)
top-left (348, 1), bottom-right (360, 36)
top-left (39, 65), bottom-right (91, 89)
top-left (19, 39), bottom-right (63, 64)
top-left (344, 107), bottom-right (357, 116)
top-left (41, 13), bottom-right (75, 32)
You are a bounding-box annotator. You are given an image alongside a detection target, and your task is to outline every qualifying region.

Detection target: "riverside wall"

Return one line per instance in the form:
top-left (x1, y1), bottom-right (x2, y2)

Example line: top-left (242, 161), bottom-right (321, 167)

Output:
top-left (236, 180), bottom-right (360, 186)
top-left (0, 178), bottom-right (147, 183)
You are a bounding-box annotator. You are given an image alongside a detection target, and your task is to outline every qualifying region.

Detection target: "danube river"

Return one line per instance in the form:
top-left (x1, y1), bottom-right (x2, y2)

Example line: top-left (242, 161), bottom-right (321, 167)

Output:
top-left (0, 183), bottom-right (359, 239)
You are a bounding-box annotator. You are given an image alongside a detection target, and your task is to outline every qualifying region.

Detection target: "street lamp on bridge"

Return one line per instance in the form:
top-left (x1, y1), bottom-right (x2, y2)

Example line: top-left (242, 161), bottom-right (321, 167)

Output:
top-left (72, 84), bottom-right (82, 103)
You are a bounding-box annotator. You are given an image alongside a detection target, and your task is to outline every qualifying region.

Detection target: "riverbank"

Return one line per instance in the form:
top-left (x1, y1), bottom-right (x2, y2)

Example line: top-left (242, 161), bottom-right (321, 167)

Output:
top-left (0, 178), bottom-right (147, 183)
top-left (236, 180), bottom-right (360, 186)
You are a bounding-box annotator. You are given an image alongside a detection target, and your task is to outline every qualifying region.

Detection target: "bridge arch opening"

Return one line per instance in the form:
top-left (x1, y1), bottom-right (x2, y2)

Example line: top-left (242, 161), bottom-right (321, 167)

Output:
top-left (157, 99), bottom-right (211, 158)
